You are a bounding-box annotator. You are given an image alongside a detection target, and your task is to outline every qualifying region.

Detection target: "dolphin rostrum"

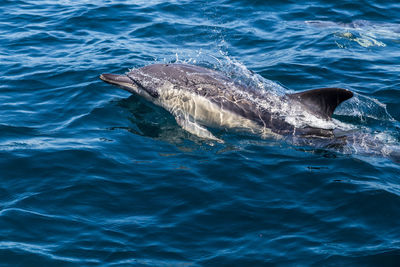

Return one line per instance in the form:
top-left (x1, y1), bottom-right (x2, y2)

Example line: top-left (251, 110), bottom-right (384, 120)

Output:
top-left (100, 63), bottom-right (353, 141)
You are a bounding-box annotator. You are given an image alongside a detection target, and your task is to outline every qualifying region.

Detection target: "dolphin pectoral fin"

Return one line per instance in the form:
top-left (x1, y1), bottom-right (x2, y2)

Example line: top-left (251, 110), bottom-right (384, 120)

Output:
top-left (175, 115), bottom-right (223, 143)
top-left (287, 88), bottom-right (353, 119)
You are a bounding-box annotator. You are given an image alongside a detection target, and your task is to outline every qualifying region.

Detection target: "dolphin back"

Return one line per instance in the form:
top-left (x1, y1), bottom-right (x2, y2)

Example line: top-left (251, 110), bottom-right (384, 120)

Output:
top-left (287, 88), bottom-right (354, 119)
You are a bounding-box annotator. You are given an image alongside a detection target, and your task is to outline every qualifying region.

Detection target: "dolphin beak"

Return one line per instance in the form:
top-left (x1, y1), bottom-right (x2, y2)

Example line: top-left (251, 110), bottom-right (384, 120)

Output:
top-left (99, 73), bottom-right (133, 87)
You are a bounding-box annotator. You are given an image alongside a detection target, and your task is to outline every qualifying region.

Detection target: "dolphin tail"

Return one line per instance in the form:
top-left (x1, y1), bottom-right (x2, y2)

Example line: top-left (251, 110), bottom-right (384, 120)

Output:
top-left (287, 88), bottom-right (353, 119)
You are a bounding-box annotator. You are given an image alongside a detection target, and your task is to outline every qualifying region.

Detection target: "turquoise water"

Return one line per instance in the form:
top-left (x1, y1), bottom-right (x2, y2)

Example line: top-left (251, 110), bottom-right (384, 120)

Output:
top-left (1, 0), bottom-right (400, 265)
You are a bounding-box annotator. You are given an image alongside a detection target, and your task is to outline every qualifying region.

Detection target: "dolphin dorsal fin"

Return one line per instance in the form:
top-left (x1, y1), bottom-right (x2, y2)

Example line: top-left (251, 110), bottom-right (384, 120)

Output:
top-left (288, 88), bottom-right (353, 119)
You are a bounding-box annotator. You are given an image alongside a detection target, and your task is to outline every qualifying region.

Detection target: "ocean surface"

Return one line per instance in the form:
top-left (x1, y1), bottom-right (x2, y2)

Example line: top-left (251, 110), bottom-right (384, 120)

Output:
top-left (1, 0), bottom-right (400, 265)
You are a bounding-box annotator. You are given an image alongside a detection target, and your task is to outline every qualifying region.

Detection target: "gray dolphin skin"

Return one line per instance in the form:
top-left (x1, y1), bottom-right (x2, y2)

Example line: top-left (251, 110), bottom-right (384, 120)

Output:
top-left (100, 63), bottom-right (353, 141)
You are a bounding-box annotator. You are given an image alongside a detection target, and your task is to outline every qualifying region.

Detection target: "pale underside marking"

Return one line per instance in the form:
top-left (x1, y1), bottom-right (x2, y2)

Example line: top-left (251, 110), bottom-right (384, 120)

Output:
top-left (153, 84), bottom-right (279, 140)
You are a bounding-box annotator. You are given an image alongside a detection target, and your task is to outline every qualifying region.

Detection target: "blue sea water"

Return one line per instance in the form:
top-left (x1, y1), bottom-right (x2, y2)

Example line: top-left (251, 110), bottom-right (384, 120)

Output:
top-left (1, 0), bottom-right (400, 265)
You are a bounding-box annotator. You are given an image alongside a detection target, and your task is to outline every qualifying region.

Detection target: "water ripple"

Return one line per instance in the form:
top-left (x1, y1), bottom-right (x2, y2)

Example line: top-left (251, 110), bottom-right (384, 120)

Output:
top-left (1, 0), bottom-right (400, 265)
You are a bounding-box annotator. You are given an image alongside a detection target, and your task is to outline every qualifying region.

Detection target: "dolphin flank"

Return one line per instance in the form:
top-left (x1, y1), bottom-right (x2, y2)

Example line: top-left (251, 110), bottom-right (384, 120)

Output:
top-left (100, 63), bottom-right (353, 141)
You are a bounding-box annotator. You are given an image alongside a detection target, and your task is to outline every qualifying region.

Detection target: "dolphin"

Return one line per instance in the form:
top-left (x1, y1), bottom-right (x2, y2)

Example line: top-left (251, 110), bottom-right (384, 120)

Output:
top-left (306, 20), bottom-right (400, 48)
top-left (306, 19), bottom-right (400, 35)
top-left (99, 63), bottom-right (353, 141)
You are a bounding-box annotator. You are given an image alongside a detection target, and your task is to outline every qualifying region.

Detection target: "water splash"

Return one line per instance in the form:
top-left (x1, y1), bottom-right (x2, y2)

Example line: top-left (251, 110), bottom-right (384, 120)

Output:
top-left (306, 20), bottom-right (400, 48)
top-left (335, 32), bottom-right (386, 48)
top-left (336, 93), bottom-right (395, 122)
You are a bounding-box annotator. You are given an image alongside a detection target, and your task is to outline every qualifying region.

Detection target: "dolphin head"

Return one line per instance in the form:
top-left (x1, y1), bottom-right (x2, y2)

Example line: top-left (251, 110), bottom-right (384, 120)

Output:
top-left (100, 73), bottom-right (159, 99)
